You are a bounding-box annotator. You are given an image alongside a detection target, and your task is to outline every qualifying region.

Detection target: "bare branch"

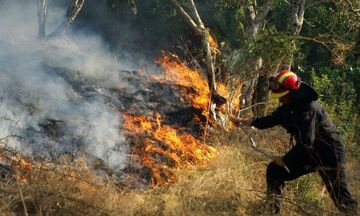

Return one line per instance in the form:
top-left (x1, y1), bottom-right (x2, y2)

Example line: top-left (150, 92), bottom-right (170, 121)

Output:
top-left (344, 0), bottom-right (360, 16)
top-left (170, 0), bottom-right (201, 34)
top-left (48, 0), bottom-right (85, 38)
top-left (299, 0), bottom-right (306, 18)
top-left (297, 35), bottom-right (333, 52)
top-left (37, 0), bottom-right (48, 38)
top-left (170, 0), bottom-right (217, 92)
top-left (187, 0), bottom-right (205, 28)
top-left (65, 0), bottom-right (85, 26)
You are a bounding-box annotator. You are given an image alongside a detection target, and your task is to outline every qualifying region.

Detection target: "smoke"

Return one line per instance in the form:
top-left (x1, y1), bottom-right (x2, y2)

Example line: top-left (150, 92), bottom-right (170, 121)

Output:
top-left (70, 0), bottom-right (180, 66)
top-left (0, 0), bottom-right (132, 170)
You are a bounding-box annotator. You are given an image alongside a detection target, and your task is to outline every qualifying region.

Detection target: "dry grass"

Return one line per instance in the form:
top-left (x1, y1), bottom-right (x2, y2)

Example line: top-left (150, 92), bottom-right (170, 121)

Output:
top-left (0, 127), bottom-right (359, 215)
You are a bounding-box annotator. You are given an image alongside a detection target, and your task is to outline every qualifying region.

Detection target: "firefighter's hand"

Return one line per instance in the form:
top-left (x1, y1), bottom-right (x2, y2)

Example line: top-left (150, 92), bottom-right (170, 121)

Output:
top-left (273, 156), bottom-right (285, 167)
top-left (229, 116), bottom-right (252, 127)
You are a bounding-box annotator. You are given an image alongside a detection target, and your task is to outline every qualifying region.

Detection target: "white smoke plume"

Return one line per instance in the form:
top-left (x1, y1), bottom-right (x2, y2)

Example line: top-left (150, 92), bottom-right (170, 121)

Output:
top-left (0, 0), bottom-right (131, 170)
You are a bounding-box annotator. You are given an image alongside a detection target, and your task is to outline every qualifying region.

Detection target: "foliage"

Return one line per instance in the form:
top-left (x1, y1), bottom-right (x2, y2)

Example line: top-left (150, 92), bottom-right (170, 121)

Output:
top-left (288, 174), bottom-right (325, 207)
top-left (333, 0), bottom-right (360, 32)
top-left (226, 28), bottom-right (297, 80)
top-left (311, 66), bottom-right (360, 156)
top-left (2, 1), bottom-right (360, 215)
top-left (298, 2), bottom-right (359, 67)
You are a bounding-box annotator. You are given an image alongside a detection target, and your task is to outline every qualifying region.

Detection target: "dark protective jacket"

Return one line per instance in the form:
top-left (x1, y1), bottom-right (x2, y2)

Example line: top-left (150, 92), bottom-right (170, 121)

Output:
top-left (251, 83), bottom-right (345, 166)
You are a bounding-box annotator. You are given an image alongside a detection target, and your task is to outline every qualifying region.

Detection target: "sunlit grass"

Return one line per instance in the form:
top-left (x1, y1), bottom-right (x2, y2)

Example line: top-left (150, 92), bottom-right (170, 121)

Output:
top-left (0, 127), bottom-right (358, 215)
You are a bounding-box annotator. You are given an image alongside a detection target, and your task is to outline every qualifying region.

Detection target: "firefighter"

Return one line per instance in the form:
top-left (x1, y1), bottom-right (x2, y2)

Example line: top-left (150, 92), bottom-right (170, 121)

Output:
top-left (230, 70), bottom-right (358, 215)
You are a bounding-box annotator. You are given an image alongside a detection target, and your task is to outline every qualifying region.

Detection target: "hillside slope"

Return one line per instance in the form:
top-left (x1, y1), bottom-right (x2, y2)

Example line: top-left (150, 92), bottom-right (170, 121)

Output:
top-left (1, 127), bottom-right (358, 216)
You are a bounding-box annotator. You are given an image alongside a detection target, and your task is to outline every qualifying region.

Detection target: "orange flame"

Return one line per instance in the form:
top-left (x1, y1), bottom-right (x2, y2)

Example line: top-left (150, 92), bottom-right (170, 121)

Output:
top-left (8, 155), bottom-right (32, 185)
top-left (123, 113), bottom-right (216, 186)
top-left (123, 52), bottom-right (244, 186)
top-left (154, 52), bottom-right (228, 120)
top-left (155, 53), bottom-right (211, 114)
top-left (208, 34), bottom-right (219, 54)
top-left (226, 80), bottom-right (242, 114)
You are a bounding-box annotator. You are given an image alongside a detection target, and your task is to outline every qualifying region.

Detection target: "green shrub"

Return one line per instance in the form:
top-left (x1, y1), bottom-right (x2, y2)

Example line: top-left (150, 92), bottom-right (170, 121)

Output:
top-left (288, 174), bottom-right (325, 207)
top-left (310, 67), bottom-right (360, 158)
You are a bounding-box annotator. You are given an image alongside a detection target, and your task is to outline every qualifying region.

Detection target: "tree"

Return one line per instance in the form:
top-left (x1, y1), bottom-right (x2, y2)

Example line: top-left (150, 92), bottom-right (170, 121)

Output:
top-left (170, 0), bottom-right (218, 93)
top-left (224, 0), bottom-right (360, 115)
top-left (225, 0), bottom-right (275, 115)
top-left (37, 0), bottom-right (48, 38)
top-left (36, 0), bottom-right (85, 39)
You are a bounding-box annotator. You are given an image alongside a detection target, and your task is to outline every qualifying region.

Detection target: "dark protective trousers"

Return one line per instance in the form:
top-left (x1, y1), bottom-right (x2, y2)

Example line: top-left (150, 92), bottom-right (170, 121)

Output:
top-left (266, 144), bottom-right (357, 214)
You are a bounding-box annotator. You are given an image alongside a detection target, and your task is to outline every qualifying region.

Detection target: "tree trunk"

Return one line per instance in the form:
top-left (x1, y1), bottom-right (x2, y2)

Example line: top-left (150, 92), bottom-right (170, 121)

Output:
top-left (243, 0), bottom-right (273, 115)
top-left (289, 0), bottom-right (306, 35)
top-left (170, 0), bottom-right (217, 92)
top-left (48, 0), bottom-right (85, 38)
top-left (252, 0), bottom-right (306, 116)
top-left (282, 0), bottom-right (306, 68)
top-left (37, 0), bottom-right (48, 38)
top-left (201, 29), bottom-right (217, 91)
top-left (241, 4), bottom-right (260, 109)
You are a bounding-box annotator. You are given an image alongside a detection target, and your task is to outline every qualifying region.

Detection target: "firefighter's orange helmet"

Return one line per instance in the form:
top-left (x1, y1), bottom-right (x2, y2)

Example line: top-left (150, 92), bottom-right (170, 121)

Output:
top-left (269, 69), bottom-right (301, 99)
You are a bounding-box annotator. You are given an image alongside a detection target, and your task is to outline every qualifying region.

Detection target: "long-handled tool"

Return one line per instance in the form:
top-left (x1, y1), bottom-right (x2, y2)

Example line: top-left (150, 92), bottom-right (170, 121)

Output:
top-left (239, 126), bottom-right (290, 173)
